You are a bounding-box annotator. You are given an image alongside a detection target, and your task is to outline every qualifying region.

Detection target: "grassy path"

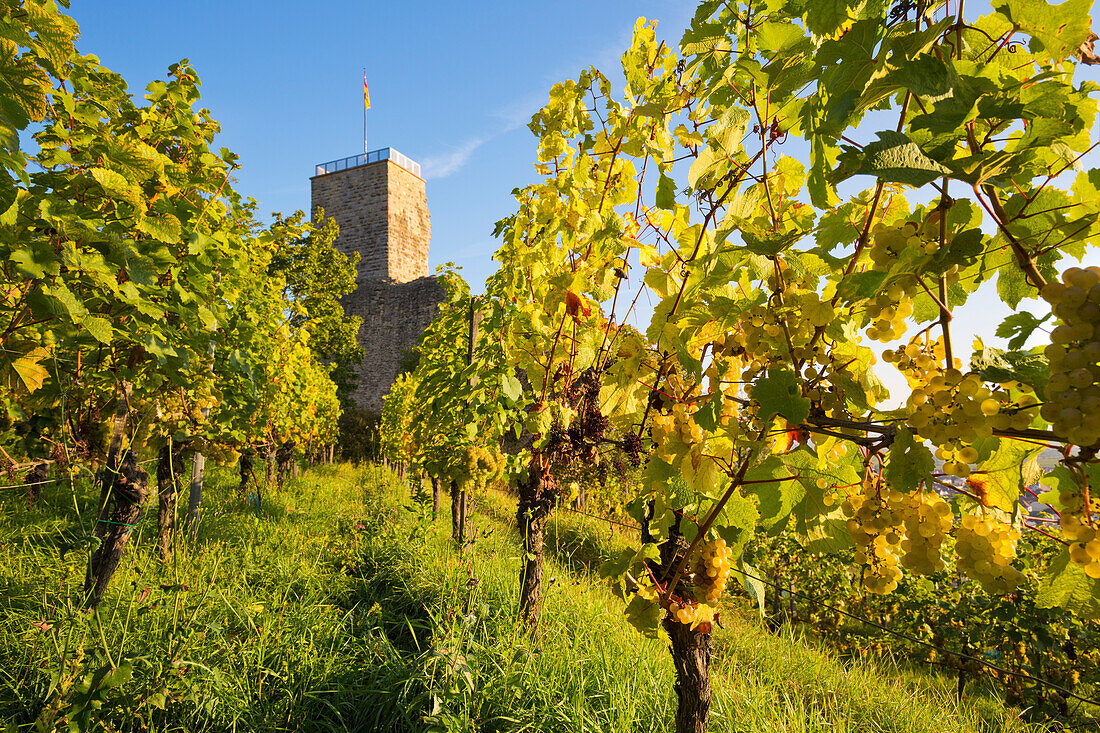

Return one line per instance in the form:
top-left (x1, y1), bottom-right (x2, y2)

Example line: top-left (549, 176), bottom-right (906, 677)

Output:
top-left (355, 472), bottom-right (1041, 733)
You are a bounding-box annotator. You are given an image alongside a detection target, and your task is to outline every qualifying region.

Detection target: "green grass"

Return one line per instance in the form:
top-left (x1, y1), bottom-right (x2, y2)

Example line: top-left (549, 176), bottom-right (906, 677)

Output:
top-left (0, 463), bottom-right (412, 731)
top-left (0, 463), bottom-right (1051, 731)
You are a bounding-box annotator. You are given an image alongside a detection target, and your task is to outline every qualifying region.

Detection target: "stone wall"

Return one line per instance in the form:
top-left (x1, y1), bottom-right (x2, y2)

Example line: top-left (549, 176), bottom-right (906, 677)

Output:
top-left (311, 155), bottom-right (443, 413)
top-left (342, 276), bottom-right (445, 411)
top-left (386, 163), bottom-right (431, 283)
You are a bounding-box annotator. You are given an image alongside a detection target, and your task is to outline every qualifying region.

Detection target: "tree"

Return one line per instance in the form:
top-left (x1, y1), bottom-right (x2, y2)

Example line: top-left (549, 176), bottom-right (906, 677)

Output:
top-left (268, 210), bottom-right (363, 407)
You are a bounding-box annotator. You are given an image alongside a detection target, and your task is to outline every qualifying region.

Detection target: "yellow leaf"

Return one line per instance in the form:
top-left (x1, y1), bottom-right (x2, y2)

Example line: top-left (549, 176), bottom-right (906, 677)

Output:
top-left (3, 346), bottom-right (50, 395)
top-left (638, 244), bottom-right (661, 267)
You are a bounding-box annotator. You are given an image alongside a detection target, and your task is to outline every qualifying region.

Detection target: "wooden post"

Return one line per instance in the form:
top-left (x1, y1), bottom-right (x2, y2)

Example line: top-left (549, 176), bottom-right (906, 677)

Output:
top-left (458, 294), bottom-right (481, 539)
top-left (185, 309), bottom-right (217, 526)
top-left (431, 475), bottom-right (442, 521)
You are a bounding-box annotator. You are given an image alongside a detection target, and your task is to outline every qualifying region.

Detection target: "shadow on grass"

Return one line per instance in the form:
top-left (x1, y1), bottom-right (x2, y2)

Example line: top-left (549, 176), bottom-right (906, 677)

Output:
top-left (474, 493), bottom-right (614, 578)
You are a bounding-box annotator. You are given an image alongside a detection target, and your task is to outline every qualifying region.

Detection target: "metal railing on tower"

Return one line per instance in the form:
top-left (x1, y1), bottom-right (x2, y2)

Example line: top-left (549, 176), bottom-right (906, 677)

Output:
top-left (314, 147), bottom-right (421, 178)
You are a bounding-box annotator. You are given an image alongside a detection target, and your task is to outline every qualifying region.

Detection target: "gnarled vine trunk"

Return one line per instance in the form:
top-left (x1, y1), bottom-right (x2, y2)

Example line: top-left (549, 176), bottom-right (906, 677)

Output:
top-left (517, 456), bottom-right (553, 628)
top-left (276, 440), bottom-right (295, 488)
top-left (643, 500), bottom-right (714, 733)
top-left (155, 442), bottom-right (187, 561)
top-left (450, 479), bottom-right (466, 542)
top-left (239, 450), bottom-right (254, 495)
top-left (25, 462), bottom-right (48, 506)
top-left (665, 619), bottom-right (713, 733)
top-left (85, 452), bottom-right (148, 609)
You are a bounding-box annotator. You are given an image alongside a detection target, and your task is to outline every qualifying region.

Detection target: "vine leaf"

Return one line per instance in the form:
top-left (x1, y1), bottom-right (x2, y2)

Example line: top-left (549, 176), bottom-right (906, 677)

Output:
top-left (656, 172), bottom-right (676, 210)
top-left (1037, 548), bottom-right (1100, 614)
top-left (743, 455), bottom-right (804, 530)
top-left (750, 369), bottom-right (810, 425)
top-left (994, 0), bottom-right (1093, 60)
top-left (886, 53), bottom-right (954, 98)
top-left (83, 316), bottom-right (113, 345)
top-left (995, 311), bottom-right (1051, 350)
top-left (2, 346), bottom-right (50, 395)
top-left (883, 427), bottom-right (934, 493)
top-left (970, 341), bottom-right (1049, 395)
top-left (624, 587), bottom-right (663, 638)
top-left (734, 558), bottom-right (766, 617)
top-left (836, 131), bottom-right (951, 187)
top-left (974, 436), bottom-right (1041, 512)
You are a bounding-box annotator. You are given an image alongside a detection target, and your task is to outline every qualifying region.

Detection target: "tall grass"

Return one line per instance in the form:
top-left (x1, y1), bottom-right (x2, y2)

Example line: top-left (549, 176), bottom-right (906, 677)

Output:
top-left (0, 463), bottom-right (1048, 731)
top-left (0, 463), bottom-right (413, 730)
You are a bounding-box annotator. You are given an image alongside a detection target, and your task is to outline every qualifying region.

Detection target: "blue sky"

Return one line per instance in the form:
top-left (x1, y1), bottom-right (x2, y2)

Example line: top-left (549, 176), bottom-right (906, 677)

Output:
top-left (68, 0), bottom-right (697, 291)
top-left (69, 1), bottom-right (1098, 404)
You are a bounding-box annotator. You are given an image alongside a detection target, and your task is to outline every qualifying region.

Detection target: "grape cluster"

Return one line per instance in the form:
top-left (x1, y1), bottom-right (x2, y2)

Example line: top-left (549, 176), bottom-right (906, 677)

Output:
top-left (868, 218), bottom-right (960, 283)
top-left (1040, 266), bottom-right (1100, 448)
top-left (820, 440), bottom-right (848, 463)
top-left (669, 599), bottom-right (716, 627)
top-left (693, 537), bottom-right (733, 603)
top-left (842, 481), bottom-right (905, 594)
top-left (898, 491), bottom-right (953, 575)
top-left (888, 337), bottom-right (1038, 477)
top-left (884, 335), bottom-right (953, 381)
top-left (955, 514), bottom-right (1023, 593)
top-left (869, 221), bottom-right (939, 270)
top-left (1059, 493), bottom-right (1100, 578)
top-left (453, 443), bottom-right (504, 492)
top-left (650, 402), bottom-right (704, 463)
top-left (865, 280), bottom-right (916, 342)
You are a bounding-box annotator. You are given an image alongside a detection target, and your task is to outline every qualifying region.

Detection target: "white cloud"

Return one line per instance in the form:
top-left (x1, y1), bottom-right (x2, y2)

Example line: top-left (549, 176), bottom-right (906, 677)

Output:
top-left (420, 137), bottom-right (485, 179)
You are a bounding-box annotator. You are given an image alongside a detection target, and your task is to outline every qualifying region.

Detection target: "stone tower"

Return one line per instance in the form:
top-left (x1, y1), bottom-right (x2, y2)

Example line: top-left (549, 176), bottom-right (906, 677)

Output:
top-left (311, 148), bottom-right (445, 412)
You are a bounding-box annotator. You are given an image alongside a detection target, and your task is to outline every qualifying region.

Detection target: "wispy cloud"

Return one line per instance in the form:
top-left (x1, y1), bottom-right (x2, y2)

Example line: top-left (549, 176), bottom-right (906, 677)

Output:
top-left (491, 91), bottom-right (544, 133)
top-left (420, 21), bottom-right (661, 181)
top-left (420, 137), bottom-right (485, 179)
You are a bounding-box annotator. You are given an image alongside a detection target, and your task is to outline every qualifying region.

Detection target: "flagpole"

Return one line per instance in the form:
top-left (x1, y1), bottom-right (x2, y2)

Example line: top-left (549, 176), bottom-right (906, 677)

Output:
top-left (363, 69), bottom-right (367, 154)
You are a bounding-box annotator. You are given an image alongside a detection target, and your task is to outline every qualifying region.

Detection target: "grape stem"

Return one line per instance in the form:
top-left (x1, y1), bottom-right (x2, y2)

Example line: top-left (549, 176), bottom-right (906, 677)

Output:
top-left (973, 182), bottom-right (1048, 290)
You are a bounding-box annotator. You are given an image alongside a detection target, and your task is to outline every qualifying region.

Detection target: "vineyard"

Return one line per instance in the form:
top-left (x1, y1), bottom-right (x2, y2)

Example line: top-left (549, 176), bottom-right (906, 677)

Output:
top-left (4, 0), bottom-right (1100, 730)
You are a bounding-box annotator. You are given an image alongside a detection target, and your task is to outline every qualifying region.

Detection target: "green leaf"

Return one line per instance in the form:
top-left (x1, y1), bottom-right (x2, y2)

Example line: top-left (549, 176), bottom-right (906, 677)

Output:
top-left (996, 311), bottom-right (1051, 350)
top-left (600, 543), bottom-right (660, 583)
top-left (837, 131), bottom-right (951, 187)
top-left (137, 213), bottom-right (182, 242)
top-left (735, 558), bottom-right (766, 617)
top-left (624, 592), bottom-right (664, 638)
top-left (711, 491), bottom-right (760, 551)
top-left (886, 54), bottom-right (954, 98)
top-left (2, 346), bottom-right (50, 395)
top-left (11, 241), bottom-right (60, 278)
top-left (656, 173), bottom-right (676, 210)
top-left (90, 166), bottom-right (141, 206)
top-left (975, 436), bottom-right (1041, 512)
top-left (970, 341), bottom-right (1049, 395)
top-left (143, 333), bottom-right (178, 362)
top-left (803, 0), bottom-right (867, 39)
top-left (785, 447), bottom-right (859, 553)
top-left (750, 369), bottom-right (810, 425)
top-left (83, 316), bottom-right (113, 345)
top-left (501, 372), bottom-right (522, 402)
top-left (1036, 548), bottom-right (1100, 614)
top-left (743, 455), bottom-right (805, 529)
top-left (883, 427), bottom-right (934, 493)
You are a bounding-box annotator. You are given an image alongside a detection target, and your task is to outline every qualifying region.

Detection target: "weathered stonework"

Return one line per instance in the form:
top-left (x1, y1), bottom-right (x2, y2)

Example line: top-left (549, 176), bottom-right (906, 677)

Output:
top-left (311, 155), bottom-right (444, 412)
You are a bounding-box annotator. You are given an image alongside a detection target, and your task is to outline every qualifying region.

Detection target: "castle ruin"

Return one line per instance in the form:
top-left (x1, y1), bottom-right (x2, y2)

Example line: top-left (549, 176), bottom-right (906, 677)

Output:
top-left (311, 148), bottom-right (445, 412)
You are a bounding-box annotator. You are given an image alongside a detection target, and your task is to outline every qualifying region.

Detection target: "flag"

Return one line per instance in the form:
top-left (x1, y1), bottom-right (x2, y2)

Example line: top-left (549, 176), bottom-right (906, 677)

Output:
top-left (363, 75), bottom-right (371, 110)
